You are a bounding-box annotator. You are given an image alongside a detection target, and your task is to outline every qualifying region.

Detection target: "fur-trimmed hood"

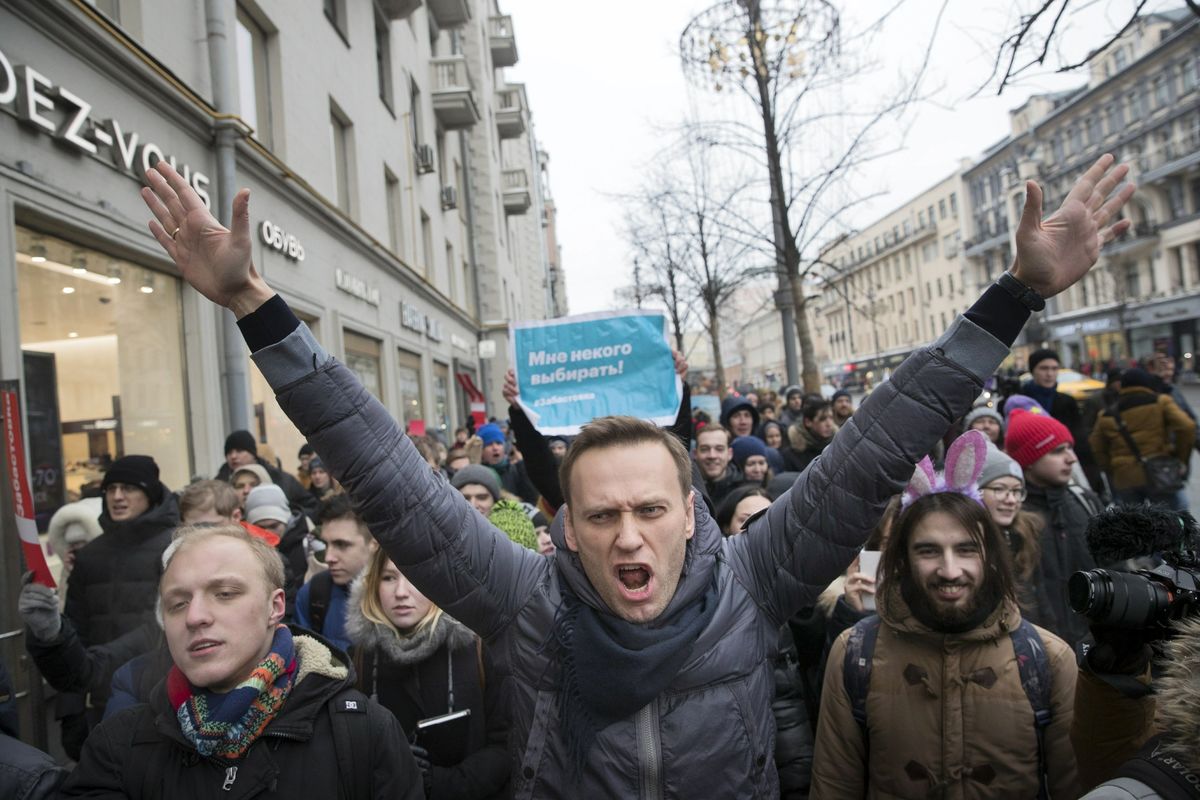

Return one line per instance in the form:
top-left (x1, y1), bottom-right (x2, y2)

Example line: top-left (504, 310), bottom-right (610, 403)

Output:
top-left (1156, 616), bottom-right (1200, 771)
top-left (47, 497), bottom-right (104, 558)
top-left (345, 575), bottom-right (475, 665)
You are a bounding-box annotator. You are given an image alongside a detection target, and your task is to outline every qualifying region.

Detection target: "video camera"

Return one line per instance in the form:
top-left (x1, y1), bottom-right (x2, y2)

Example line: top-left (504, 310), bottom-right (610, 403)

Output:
top-left (1069, 505), bottom-right (1200, 630)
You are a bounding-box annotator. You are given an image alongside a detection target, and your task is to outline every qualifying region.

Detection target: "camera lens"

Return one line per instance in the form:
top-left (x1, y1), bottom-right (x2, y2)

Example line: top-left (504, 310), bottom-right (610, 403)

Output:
top-left (1069, 569), bottom-right (1172, 628)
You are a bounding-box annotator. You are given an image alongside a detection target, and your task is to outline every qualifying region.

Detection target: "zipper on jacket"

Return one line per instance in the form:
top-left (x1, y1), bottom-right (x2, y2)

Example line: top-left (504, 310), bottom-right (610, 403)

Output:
top-left (635, 698), bottom-right (663, 800)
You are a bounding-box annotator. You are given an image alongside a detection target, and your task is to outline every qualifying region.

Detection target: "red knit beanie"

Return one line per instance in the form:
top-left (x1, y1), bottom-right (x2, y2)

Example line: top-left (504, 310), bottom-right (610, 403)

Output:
top-left (1004, 409), bottom-right (1074, 469)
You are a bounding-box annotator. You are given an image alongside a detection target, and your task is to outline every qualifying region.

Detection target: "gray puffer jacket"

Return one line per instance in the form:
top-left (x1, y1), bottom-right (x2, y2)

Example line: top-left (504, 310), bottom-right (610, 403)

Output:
top-left (251, 316), bottom-right (1005, 799)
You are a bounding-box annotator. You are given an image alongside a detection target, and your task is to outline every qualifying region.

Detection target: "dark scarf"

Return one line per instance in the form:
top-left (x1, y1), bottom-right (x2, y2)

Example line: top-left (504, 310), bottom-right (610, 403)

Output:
top-left (168, 624), bottom-right (296, 759)
top-left (1021, 380), bottom-right (1057, 415)
top-left (550, 574), bottom-right (720, 777)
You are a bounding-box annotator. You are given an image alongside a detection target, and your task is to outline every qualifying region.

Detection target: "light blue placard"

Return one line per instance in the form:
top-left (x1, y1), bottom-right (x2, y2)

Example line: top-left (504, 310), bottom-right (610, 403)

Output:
top-left (511, 310), bottom-right (681, 435)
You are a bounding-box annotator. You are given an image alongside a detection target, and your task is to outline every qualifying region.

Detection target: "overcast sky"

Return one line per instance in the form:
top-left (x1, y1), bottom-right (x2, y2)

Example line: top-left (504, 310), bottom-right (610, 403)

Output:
top-left (502, 0), bottom-right (1175, 316)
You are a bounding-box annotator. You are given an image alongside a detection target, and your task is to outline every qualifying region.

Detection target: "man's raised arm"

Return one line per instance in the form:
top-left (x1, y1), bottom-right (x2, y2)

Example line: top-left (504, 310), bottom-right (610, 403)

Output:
top-left (139, 162), bottom-right (549, 640)
top-left (731, 154), bottom-right (1135, 623)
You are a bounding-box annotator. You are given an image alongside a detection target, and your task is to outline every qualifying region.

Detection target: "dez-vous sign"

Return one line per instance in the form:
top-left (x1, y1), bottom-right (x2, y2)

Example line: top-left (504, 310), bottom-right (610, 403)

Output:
top-left (0, 45), bottom-right (212, 207)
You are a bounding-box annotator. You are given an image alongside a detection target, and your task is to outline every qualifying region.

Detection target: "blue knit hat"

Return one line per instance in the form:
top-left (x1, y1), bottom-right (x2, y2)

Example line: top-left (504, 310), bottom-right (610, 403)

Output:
top-left (730, 436), bottom-right (769, 469)
top-left (477, 423), bottom-right (506, 447)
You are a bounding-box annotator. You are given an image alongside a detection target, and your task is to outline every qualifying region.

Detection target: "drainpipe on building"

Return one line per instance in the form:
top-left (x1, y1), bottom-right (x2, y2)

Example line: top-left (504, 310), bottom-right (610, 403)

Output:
top-left (205, 0), bottom-right (251, 434)
top-left (459, 135), bottom-right (490, 417)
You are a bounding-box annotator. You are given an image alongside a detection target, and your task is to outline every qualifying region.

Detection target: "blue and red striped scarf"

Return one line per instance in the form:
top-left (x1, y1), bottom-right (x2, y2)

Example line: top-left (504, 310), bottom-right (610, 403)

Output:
top-left (168, 624), bottom-right (297, 759)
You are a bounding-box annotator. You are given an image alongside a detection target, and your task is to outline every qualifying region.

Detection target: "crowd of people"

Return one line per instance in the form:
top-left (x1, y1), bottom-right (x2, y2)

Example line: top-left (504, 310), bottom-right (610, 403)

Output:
top-left (1, 154), bottom-right (1196, 799)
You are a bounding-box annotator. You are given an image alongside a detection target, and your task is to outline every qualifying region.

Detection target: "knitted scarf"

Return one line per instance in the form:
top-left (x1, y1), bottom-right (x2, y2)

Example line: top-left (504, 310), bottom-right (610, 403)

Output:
top-left (168, 624), bottom-right (297, 759)
top-left (549, 573), bottom-right (720, 778)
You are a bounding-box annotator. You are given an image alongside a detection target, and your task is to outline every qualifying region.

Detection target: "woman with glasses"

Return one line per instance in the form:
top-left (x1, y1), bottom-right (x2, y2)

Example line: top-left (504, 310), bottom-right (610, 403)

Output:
top-left (976, 446), bottom-right (1042, 613)
top-left (346, 547), bottom-right (509, 799)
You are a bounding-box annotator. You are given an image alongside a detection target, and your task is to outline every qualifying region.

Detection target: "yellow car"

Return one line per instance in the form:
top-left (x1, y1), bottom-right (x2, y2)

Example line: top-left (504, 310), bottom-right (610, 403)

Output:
top-left (1018, 369), bottom-right (1106, 401)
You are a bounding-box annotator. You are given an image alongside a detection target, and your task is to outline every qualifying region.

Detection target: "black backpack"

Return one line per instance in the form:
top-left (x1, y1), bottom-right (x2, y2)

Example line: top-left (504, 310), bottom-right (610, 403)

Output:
top-left (1111, 737), bottom-right (1200, 800)
top-left (843, 615), bottom-right (1053, 798)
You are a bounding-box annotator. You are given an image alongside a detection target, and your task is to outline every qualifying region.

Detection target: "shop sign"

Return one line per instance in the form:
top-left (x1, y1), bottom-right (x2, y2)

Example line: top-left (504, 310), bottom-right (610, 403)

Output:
top-left (451, 334), bottom-right (472, 354)
top-left (0, 45), bottom-right (212, 206)
top-left (335, 269), bottom-right (379, 306)
top-left (1051, 316), bottom-right (1117, 339)
top-left (259, 220), bottom-right (305, 262)
top-left (400, 301), bottom-right (444, 342)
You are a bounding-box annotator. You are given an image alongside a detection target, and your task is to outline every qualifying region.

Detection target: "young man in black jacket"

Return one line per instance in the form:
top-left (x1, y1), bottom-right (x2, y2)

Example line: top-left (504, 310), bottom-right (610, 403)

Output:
top-left (59, 525), bottom-right (421, 799)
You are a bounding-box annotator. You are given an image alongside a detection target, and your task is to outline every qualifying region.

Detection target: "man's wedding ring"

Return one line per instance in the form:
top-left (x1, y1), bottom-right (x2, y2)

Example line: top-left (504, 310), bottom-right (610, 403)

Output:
top-left (170, 227), bottom-right (181, 239)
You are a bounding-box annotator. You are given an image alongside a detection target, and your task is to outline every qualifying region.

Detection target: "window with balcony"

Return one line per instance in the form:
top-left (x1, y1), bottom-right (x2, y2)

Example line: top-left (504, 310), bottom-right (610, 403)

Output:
top-left (949, 192), bottom-right (958, 216)
top-left (918, 210), bottom-right (925, 227)
top-left (410, 79), bottom-right (424, 150)
top-left (329, 102), bottom-right (354, 215)
top-left (1087, 115), bottom-right (1103, 145)
top-left (1114, 46), bottom-right (1128, 71)
top-left (928, 205), bottom-right (936, 225)
top-left (1154, 74), bottom-right (1173, 109)
top-left (375, 8), bottom-right (394, 111)
top-left (235, 5), bottom-right (273, 148)
top-left (1183, 55), bottom-right (1199, 92)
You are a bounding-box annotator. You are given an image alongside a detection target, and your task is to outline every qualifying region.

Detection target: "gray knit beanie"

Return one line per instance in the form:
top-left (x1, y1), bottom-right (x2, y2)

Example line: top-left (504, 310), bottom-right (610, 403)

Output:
top-left (976, 444), bottom-right (1024, 489)
top-left (450, 464), bottom-right (501, 501)
top-left (964, 405), bottom-right (1004, 432)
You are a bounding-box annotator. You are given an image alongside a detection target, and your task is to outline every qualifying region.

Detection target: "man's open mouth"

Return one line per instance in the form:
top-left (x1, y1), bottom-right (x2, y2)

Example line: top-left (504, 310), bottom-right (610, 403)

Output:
top-left (189, 639), bottom-right (222, 654)
top-left (616, 565), bottom-right (653, 600)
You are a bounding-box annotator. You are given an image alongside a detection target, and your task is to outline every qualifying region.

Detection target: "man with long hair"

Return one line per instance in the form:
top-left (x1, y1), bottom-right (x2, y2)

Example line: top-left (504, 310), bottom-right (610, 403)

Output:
top-left (812, 491), bottom-right (1079, 798)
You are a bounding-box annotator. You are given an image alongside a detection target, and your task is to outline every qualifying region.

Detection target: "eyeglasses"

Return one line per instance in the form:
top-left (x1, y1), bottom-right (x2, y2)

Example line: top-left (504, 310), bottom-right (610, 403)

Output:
top-left (982, 484), bottom-right (1027, 501)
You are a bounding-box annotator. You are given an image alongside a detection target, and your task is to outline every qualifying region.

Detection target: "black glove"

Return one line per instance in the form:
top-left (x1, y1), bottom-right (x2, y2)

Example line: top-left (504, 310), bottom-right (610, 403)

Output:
top-left (409, 744), bottom-right (433, 797)
top-left (1085, 624), bottom-right (1154, 694)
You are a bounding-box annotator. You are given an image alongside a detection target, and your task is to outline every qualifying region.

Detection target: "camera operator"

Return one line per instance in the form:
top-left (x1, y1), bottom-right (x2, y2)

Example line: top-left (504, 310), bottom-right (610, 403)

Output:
top-left (1069, 505), bottom-right (1200, 798)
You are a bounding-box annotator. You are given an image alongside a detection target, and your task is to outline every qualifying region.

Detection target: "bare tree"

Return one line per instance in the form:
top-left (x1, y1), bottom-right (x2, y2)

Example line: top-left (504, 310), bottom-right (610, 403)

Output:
top-left (621, 186), bottom-right (694, 353)
top-left (680, 0), bottom-right (942, 392)
top-left (666, 134), bottom-right (761, 398)
top-left (985, 0), bottom-right (1199, 95)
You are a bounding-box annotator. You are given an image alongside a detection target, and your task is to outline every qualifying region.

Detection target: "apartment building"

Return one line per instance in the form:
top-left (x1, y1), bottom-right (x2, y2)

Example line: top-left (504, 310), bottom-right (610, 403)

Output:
top-left (0, 0), bottom-right (563, 488)
top-left (963, 9), bottom-right (1200, 370)
top-left (812, 169), bottom-right (969, 383)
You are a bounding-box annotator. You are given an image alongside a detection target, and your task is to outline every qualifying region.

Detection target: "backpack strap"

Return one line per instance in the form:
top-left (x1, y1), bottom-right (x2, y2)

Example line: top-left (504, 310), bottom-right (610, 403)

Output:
top-left (1010, 619), bottom-right (1052, 800)
top-left (328, 687), bottom-right (372, 800)
top-left (1115, 736), bottom-right (1200, 799)
top-left (307, 570), bottom-right (334, 635)
top-left (842, 615), bottom-right (881, 767)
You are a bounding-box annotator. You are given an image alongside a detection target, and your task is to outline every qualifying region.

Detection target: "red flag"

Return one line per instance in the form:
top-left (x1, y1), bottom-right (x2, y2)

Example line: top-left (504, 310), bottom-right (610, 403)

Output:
top-left (2, 386), bottom-right (55, 587)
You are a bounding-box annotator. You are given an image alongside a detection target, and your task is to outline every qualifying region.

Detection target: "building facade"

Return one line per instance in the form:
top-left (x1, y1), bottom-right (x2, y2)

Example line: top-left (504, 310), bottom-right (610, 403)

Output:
top-left (812, 169), bottom-right (968, 384)
top-left (963, 10), bottom-right (1200, 371)
top-left (0, 0), bottom-right (563, 738)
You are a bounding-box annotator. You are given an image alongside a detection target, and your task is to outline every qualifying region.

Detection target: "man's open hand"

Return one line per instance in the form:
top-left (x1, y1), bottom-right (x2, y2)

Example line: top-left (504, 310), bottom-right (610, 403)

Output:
top-left (1012, 153), bottom-right (1135, 298)
top-left (140, 161), bottom-right (272, 317)
top-left (503, 369), bottom-right (519, 406)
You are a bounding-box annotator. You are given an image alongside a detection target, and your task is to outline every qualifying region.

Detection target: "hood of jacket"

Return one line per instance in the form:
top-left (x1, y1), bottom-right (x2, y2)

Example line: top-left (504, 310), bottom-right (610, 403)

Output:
top-left (1155, 615), bottom-right (1200, 771)
top-left (97, 491), bottom-right (180, 542)
top-left (548, 496), bottom-right (723, 622)
top-left (877, 573), bottom-right (1022, 644)
top-left (720, 395), bottom-right (760, 432)
top-left (47, 497), bottom-right (104, 558)
top-left (344, 575), bottom-right (475, 664)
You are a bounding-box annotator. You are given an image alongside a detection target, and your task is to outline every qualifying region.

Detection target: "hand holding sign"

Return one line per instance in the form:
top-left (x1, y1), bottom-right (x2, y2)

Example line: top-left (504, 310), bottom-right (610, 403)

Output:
top-left (510, 311), bottom-right (682, 435)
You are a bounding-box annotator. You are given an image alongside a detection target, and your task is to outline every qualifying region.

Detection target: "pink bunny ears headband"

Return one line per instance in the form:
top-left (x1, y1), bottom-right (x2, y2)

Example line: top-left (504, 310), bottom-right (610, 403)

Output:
top-left (901, 429), bottom-right (989, 509)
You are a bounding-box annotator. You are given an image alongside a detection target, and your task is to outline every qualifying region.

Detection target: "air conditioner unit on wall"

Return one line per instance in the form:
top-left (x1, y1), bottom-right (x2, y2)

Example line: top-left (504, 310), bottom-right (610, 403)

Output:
top-left (441, 186), bottom-right (458, 210)
top-left (415, 144), bottom-right (435, 175)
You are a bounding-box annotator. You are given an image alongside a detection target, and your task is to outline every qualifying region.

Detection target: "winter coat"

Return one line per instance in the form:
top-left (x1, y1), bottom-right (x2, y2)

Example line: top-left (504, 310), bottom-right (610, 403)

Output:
top-left (811, 585), bottom-right (1079, 799)
top-left (702, 463), bottom-right (744, 506)
top-left (1089, 387), bottom-right (1195, 491)
top-left (248, 311), bottom-right (1003, 799)
top-left (57, 628), bottom-right (422, 800)
top-left (1022, 482), bottom-right (1100, 653)
top-left (25, 616), bottom-right (158, 709)
top-left (1077, 622), bottom-right (1200, 798)
top-left (487, 458), bottom-right (541, 505)
top-left (0, 734), bottom-right (64, 800)
top-left (64, 494), bottom-right (179, 648)
top-left (346, 580), bottom-right (510, 799)
top-left (216, 458), bottom-right (318, 518)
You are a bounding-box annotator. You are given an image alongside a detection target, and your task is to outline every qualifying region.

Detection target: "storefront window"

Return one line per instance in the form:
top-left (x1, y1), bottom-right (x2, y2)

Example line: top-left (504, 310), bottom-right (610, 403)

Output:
top-left (16, 227), bottom-right (189, 524)
top-left (344, 330), bottom-right (383, 400)
top-left (396, 348), bottom-right (424, 429)
top-left (433, 361), bottom-right (451, 434)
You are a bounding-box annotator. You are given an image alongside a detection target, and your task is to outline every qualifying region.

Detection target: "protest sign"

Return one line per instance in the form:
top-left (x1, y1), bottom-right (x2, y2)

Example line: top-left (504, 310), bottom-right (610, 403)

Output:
top-left (2, 383), bottom-right (55, 587)
top-left (511, 310), bottom-right (681, 435)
